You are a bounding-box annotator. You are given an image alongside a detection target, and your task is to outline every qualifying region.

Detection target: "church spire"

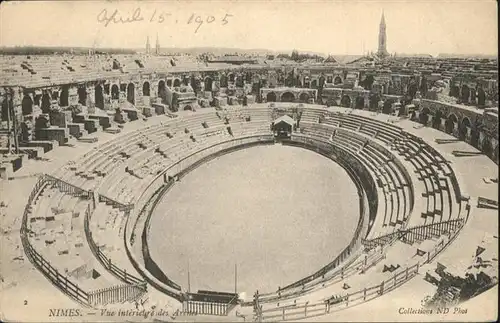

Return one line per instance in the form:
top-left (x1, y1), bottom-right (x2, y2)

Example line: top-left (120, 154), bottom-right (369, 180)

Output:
top-left (155, 33), bottom-right (160, 55)
top-left (377, 11), bottom-right (388, 57)
top-left (146, 36), bottom-right (151, 54)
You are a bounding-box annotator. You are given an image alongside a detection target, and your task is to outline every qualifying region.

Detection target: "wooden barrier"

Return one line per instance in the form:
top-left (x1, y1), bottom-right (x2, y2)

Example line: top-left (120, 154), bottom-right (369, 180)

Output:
top-left (97, 193), bottom-right (134, 211)
top-left (182, 301), bottom-right (231, 316)
top-left (83, 202), bottom-right (146, 286)
top-left (44, 174), bottom-right (91, 199)
top-left (363, 218), bottom-right (465, 250)
top-left (88, 283), bottom-right (147, 306)
top-left (20, 176), bottom-right (91, 307)
top-left (259, 263), bottom-right (420, 321)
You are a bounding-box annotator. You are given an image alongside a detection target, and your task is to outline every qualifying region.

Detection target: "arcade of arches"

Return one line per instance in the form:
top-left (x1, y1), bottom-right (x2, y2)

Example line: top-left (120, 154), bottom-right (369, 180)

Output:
top-left (281, 92), bottom-right (295, 103)
top-left (143, 82), bottom-right (151, 97)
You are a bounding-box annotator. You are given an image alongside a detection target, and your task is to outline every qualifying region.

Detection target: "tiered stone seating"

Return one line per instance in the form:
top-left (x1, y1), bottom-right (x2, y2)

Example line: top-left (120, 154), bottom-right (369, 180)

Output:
top-left (89, 201), bottom-right (141, 276)
top-left (27, 185), bottom-right (122, 290)
top-left (301, 107), bottom-right (464, 233)
top-left (299, 107), bottom-right (323, 124)
top-left (83, 110), bottom-right (272, 203)
top-left (391, 134), bottom-right (461, 225)
top-left (300, 120), bottom-right (411, 236)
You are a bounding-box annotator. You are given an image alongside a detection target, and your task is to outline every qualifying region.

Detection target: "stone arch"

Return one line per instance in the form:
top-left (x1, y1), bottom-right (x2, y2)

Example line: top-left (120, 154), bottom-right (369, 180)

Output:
top-left (319, 76), bottom-right (326, 88)
top-left (482, 137), bottom-right (493, 158)
top-left (22, 95), bottom-right (33, 115)
top-left (41, 92), bottom-right (51, 113)
top-left (120, 83), bottom-right (127, 94)
top-left (281, 91), bottom-right (295, 103)
top-left (299, 92), bottom-right (310, 103)
top-left (409, 110), bottom-right (417, 121)
top-left (173, 78), bottom-right (181, 87)
top-left (59, 86), bottom-right (69, 106)
top-left (127, 83), bottom-right (135, 105)
top-left (111, 84), bottom-right (120, 100)
top-left (477, 87), bottom-right (486, 106)
top-left (142, 81), bottom-right (150, 97)
top-left (355, 96), bottom-right (365, 109)
top-left (419, 107), bottom-right (430, 125)
top-left (94, 84), bottom-right (104, 109)
top-left (204, 77), bottom-right (213, 92)
top-left (432, 110), bottom-right (443, 130)
top-left (470, 119), bottom-right (481, 149)
top-left (220, 74), bottom-right (228, 88)
top-left (266, 92), bottom-right (277, 102)
top-left (77, 87), bottom-right (87, 106)
top-left (158, 80), bottom-right (167, 104)
top-left (445, 113), bottom-right (458, 135)
top-left (341, 95), bottom-right (351, 108)
top-left (235, 75), bottom-right (244, 87)
top-left (461, 85), bottom-right (470, 103)
top-left (184, 105), bottom-right (192, 111)
top-left (166, 79), bottom-right (173, 88)
top-left (334, 76), bottom-right (343, 85)
top-left (51, 91), bottom-right (59, 101)
top-left (458, 117), bottom-right (471, 141)
top-left (382, 100), bottom-right (393, 114)
top-left (450, 84), bottom-right (460, 98)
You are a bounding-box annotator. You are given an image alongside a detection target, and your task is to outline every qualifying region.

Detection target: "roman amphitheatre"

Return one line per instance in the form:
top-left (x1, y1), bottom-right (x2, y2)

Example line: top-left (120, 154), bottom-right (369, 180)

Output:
top-left (1, 16), bottom-right (499, 323)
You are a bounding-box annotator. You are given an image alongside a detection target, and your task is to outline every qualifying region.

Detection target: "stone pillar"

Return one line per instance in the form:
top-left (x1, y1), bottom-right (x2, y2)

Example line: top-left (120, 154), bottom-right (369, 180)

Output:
top-left (466, 127), bottom-right (472, 143)
top-left (414, 110), bottom-right (420, 121)
top-left (478, 131), bottom-right (485, 149)
top-left (452, 123), bottom-right (459, 138)
top-left (68, 87), bottom-right (79, 106)
top-left (491, 138), bottom-right (498, 156)
top-left (86, 87), bottom-right (95, 112)
top-left (440, 118), bottom-right (446, 132)
top-left (427, 115), bottom-right (433, 127)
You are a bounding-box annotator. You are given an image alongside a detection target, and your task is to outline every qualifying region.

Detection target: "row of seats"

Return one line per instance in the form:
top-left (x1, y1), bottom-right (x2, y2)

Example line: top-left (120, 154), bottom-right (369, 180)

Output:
top-left (300, 121), bottom-right (411, 236)
top-left (27, 185), bottom-right (124, 291)
top-left (391, 134), bottom-right (464, 225)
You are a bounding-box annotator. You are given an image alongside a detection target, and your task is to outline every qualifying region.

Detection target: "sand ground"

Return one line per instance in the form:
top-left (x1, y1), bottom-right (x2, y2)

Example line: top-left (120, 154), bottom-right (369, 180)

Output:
top-left (148, 144), bottom-right (360, 295)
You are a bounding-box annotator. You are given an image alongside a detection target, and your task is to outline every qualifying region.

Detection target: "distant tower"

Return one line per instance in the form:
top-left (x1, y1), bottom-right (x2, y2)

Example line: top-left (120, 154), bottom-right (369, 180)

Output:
top-left (377, 11), bottom-right (389, 57)
top-left (146, 36), bottom-right (151, 55)
top-left (155, 34), bottom-right (160, 55)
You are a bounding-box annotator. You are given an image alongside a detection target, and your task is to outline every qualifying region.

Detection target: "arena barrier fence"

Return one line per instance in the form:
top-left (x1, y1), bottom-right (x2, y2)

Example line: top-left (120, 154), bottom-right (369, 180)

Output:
top-left (97, 193), bottom-right (134, 212)
top-left (21, 175), bottom-right (146, 308)
top-left (362, 218), bottom-right (465, 251)
top-left (181, 300), bottom-right (233, 316)
top-left (44, 174), bottom-right (92, 199)
top-left (254, 211), bottom-right (467, 322)
top-left (20, 176), bottom-right (91, 307)
top-left (88, 282), bottom-right (147, 307)
top-left (83, 201), bottom-right (146, 286)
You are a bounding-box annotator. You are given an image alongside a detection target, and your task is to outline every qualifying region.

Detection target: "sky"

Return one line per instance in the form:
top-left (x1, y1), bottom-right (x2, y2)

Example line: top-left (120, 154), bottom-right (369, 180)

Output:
top-left (0, 0), bottom-right (497, 56)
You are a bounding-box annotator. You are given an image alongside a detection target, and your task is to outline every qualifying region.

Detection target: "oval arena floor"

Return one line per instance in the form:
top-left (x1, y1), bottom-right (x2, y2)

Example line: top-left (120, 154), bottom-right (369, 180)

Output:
top-left (148, 145), bottom-right (359, 294)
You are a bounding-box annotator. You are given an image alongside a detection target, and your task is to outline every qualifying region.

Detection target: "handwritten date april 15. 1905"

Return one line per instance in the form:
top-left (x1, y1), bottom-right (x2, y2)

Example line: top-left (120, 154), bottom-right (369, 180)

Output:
top-left (97, 8), bottom-right (233, 33)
